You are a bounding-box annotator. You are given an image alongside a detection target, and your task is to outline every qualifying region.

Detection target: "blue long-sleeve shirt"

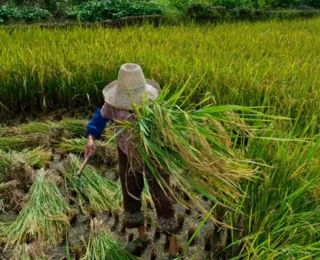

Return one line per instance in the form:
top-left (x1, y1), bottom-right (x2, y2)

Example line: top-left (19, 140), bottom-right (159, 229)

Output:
top-left (86, 108), bottom-right (109, 140)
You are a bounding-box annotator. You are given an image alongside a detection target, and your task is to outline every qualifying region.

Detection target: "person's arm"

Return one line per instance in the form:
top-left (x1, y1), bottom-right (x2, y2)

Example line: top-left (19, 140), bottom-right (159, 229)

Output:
top-left (85, 108), bottom-right (109, 157)
top-left (86, 108), bottom-right (109, 140)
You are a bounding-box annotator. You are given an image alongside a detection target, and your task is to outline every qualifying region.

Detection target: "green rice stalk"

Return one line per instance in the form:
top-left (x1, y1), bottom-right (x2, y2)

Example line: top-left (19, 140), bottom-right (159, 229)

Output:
top-left (4, 170), bottom-right (71, 249)
top-left (120, 86), bottom-right (281, 215)
top-left (11, 148), bottom-right (52, 169)
top-left (64, 155), bottom-right (118, 213)
top-left (60, 138), bottom-right (118, 165)
top-left (0, 118), bottom-right (86, 140)
top-left (19, 122), bottom-right (59, 135)
top-left (0, 134), bottom-right (50, 151)
top-left (0, 148), bottom-right (51, 183)
top-left (82, 218), bottom-right (137, 260)
top-left (59, 118), bottom-right (87, 137)
top-left (0, 136), bottom-right (33, 150)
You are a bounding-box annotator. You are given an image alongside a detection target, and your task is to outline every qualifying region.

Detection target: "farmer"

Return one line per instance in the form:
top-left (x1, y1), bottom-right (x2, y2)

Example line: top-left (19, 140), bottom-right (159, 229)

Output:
top-left (85, 63), bottom-right (179, 259)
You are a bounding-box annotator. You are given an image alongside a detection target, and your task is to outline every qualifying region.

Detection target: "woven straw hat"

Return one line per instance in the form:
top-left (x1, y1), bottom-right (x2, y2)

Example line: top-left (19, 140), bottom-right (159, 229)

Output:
top-left (103, 63), bottom-right (160, 111)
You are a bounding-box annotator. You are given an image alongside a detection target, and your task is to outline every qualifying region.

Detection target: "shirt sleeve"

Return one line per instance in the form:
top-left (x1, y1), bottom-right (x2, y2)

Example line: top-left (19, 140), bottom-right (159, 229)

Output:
top-left (86, 108), bottom-right (109, 140)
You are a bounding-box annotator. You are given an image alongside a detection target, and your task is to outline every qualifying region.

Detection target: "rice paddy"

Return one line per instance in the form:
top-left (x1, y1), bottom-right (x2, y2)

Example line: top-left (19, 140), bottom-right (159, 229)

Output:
top-left (1, 17), bottom-right (320, 260)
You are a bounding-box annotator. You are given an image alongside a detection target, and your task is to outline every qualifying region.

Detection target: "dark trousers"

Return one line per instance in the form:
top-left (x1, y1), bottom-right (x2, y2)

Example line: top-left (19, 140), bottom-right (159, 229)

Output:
top-left (118, 146), bottom-right (178, 234)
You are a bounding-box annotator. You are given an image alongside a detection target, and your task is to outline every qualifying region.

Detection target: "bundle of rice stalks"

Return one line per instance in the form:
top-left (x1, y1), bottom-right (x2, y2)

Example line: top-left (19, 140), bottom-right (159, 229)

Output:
top-left (0, 118), bottom-right (86, 144)
top-left (19, 121), bottom-right (70, 144)
top-left (0, 134), bottom-right (50, 151)
top-left (60, 138), bottom-right (118, 165)
top-left (19, 122), bottom-right (59, 135)
top-left (11, 148), bottom-right (52, 169)
top-left (11, 245), bottom-right (32, 260)
top-left (5, 170), bottom-right (72, 249)
top-left (59, 118), bottom-right (87, 137)
top-left (0, 148), bottom-right (51, 182)
top-left (0, 149), bottom-right (51, 212)
top-left (64, 155), bottom-right (118, 213)
top-left (0, 136), bottom-right (33, 150)
top-left (82, 218), bottom-right (137, 260)
top-left (121, 86), bottom-right (281, 215)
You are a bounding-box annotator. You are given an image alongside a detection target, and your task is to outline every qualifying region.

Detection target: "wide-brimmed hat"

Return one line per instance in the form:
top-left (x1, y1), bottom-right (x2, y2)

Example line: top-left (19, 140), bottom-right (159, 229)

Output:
top-left (103, 63), bottom-right (161, 111)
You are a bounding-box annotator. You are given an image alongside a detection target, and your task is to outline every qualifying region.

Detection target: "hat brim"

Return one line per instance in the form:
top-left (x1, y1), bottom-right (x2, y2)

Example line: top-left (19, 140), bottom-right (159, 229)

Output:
top-left (102, 79), bottom-right (161, 111)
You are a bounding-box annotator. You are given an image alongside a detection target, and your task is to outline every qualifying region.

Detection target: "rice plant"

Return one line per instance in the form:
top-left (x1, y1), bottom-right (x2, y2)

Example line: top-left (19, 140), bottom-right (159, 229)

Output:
top-left (222, 133), bottom-right (320, 259)
top-left (0, 18), bottom-right (320, 259)
top-left (117, 85), bottom-right (281, 215)
top-left (1, 19), bottom-right (320, 135)
top-left (19, 122), bottom-right (59, 135)
top-left (4, 170), bottom-right (72, 248)
top-left (59, 118), bottom-right (87, 137)
top-left (0, 136), bottom-right (34, 150)
top-left (63, 154), bottom-right (118, 213)
top-left (60, 138), bottom-right (117, 165)
top-left (0, 148), bottom-right (51, 182)
top-left (82, 218), bottom-right (137, 260)
top-left (1, 118), bottom-right (86, 138)
top-left (0, 135), bottom-right (50, 151)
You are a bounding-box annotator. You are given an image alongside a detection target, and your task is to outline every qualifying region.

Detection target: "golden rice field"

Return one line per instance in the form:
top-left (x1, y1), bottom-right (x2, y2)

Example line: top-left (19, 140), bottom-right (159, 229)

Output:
top-left (1, 19), bottom-right (320, 126)
top-left (0, 18), bottom-right (320, 260)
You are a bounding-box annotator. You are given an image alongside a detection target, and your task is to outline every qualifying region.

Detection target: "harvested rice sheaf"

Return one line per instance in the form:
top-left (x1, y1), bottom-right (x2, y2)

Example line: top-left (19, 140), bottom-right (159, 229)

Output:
top-left (0, 148), bottom-right (52, 211)
top-left (64, 155), bottom-right (118, 213)
top-left (0, 148), bottom-right (51, 183)
top-left (60, 138), bottom-right (118, 165)
top-left (59, 118), bottom-right (87, 137)
top-left (82, 218), bottom-right (137, 260)
top-left (0, 135), bottom-right (50, 151)
top-left (4, 170), bottom-right (72, 249)
top-left (0, 118), bottom-right (87, 149)
top-left (122, 88), bottom-right (270, 212)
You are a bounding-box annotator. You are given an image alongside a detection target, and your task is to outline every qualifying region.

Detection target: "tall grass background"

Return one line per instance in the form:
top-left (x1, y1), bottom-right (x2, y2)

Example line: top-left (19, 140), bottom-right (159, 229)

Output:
top-left (1, 19), bottom-right (319, 131)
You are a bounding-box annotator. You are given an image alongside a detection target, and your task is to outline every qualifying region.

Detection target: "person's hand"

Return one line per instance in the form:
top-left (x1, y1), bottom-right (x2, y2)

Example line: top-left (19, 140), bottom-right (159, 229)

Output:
top-left (85, 136), bottom-right (96, 158)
